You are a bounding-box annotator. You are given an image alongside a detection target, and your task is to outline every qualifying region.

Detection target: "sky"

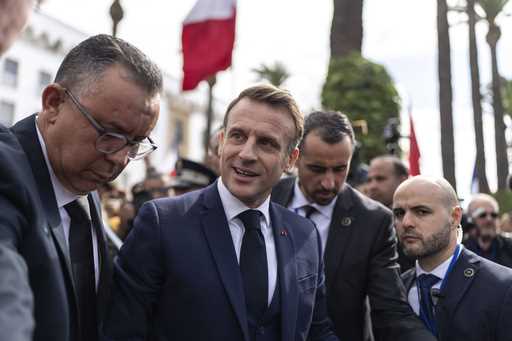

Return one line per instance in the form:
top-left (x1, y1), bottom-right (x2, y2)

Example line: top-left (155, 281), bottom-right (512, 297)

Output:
top-left (39, 0), bottom-right (512, 201)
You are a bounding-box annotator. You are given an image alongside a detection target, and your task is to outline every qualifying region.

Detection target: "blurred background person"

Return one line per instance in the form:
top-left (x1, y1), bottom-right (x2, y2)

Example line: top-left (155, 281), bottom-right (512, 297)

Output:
top-left (463, 193), bottom-right (512, 268)
top-left (367, 154), bottom-right (413, 272)
top-left (169, 157), bottom-right (217, 196)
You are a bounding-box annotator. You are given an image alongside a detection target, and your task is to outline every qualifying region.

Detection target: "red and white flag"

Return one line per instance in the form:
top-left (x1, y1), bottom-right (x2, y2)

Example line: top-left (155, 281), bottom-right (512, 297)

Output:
top-left (181, 0), bottom-right (236, 91)
top-left (409, 112), bottom-right (421, 176)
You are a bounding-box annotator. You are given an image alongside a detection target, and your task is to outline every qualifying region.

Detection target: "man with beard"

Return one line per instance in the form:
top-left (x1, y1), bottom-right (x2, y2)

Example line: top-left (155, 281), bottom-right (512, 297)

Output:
top-left (272, 110), bottom-right (434, 341)
top-left (395, 176), bottom-right (512, 340)
top-left (463, 194), bottom-right (512, 268)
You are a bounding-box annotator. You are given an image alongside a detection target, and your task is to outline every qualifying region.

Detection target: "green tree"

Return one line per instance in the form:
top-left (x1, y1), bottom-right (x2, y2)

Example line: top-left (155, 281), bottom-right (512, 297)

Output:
top-left (252, 62), bottom-right (290, 88)
top-left (330, 0), bottom-right (363, 58)
top-left (478, 0), bottom-right (509, 190)
top-left (437, 0), bottom-right (457, 190)
top-left (321, 52), bottom-right (400, 163)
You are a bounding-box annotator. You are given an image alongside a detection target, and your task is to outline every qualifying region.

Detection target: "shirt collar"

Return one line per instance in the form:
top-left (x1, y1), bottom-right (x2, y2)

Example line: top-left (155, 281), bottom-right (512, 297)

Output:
top-left (415, 245), bottom-right (464, 280)
top-left (35, 116), bottom-right (79, 208)
top-left (217, 178), bottom-right (270, 227)
top-left (290, 178), bottom-right (337, 218)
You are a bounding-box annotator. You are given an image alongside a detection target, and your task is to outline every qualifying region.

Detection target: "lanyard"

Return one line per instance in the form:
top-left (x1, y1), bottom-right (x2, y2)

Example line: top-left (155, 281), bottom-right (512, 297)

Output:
top-left (416, 244), bottom-right (461, 336)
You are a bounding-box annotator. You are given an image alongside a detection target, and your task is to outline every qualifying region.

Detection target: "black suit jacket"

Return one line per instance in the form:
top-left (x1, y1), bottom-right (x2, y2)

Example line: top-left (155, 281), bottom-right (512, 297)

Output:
top-left (7, 115), bottom-right (112, 340)
top-left (401, 248), bottom-right (512, 341)
top-left (463, 234), bottom-right (512, 268)
top-left (272, 177), bottom-right (435, 341)
top-left (104, 183), bottom-right (338, 341)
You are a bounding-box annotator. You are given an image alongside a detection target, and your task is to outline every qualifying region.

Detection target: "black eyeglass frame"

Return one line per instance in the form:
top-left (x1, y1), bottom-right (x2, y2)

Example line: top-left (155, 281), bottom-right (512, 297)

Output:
top-left (63, 88), bottom-right (157, 160)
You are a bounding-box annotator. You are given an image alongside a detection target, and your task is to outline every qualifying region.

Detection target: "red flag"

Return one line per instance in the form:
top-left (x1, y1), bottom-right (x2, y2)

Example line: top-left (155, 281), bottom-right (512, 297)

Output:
top-left (409, 113), bottom-right (421, 175)
top-left (181, 0), bottom-right (236, 91)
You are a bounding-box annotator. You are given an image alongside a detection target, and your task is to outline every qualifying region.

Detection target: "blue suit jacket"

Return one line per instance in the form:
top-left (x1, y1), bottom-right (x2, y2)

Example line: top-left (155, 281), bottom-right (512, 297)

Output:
top-left (402, 248), bottom-right (512, 341)
top-left (104, 183), bottom-right (338, 341)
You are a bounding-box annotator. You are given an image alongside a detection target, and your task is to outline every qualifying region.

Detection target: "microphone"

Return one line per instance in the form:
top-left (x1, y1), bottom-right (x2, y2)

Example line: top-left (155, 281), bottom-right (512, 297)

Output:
top-left (430, 288), bottom-right (443, 306)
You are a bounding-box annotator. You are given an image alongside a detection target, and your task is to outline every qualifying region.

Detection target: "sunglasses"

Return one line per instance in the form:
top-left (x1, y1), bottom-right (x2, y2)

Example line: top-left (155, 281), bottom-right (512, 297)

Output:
top-left (475, 211), bottom-right (499, 219)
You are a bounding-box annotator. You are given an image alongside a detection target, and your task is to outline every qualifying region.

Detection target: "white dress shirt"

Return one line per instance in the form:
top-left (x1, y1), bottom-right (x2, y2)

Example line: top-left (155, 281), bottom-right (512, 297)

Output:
top-left (217, 179), bottom-right (277, 305)
top-left (288, 179), bottom-right (336, 255)
top-left (408, 245), bottom-right (463, 315)
top-left (36, 119), bottom-right (100, 289)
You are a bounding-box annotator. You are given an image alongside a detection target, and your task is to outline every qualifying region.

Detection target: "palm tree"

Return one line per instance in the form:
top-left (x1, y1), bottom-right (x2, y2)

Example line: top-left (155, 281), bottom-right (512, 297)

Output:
top-left (467, 0), bottom-right (491, 193)
top-left (330, 0), bottom-right (363, 58)
top-left (478, 0), bottom-right (509, 190)
top-left (438, 0), bottom-right (457, 190)
top-left (252, 62), bottom-right (290, 88)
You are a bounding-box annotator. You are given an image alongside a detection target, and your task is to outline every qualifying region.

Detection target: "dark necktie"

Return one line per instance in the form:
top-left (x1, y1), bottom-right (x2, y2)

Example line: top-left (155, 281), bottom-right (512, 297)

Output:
top-left (238, 209), bottom-right (268, 321)
top-left (302, 205), bottom-right (318, 220)
top-left (65, 200), bottom-right (98, 341)
top-left (417, 273), bottom-right (440, 335)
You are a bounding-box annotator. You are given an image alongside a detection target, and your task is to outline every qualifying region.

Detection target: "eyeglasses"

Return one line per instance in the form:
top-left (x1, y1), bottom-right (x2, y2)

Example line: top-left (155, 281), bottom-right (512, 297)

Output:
top-left (475, 211), bottom-right (499, 220)
top-left (64, 88), bottom-right (157, 160)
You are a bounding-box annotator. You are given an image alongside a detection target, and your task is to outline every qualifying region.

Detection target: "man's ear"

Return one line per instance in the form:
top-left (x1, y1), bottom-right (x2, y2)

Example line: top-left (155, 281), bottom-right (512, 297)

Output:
top-left (285, 147), bottom-right (300, 172)
top-left (217, 130), bottom-right (225, 155)
top-left (41, 84), bottom-right (65, 124)
top-left (451, 206), bottom-right (463, 226)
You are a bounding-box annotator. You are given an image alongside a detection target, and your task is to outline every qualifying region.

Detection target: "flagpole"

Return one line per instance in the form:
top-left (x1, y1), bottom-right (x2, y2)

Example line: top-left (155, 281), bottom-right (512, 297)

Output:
top-left (204, 75), bottom-right (217, 158)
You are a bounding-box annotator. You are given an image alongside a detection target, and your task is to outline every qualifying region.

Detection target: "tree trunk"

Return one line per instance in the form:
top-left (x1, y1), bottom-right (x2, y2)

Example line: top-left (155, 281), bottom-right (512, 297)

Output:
top-left (330, 0), bottom-right (363, 58)
top-left (467, 0), bottom-right (490, 193)
top-left (437, 0), bottom-right (457, 190)
top-left (487, 24), bottom-right (509, 190)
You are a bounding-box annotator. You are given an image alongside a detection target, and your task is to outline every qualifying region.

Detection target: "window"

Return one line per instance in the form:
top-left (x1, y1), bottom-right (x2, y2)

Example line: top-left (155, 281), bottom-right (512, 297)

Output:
top-left (2, 59), bottom-right (19, 87)
top-left (37, 70), bottom-right (52, 95)
top-left (0, 101), bottom-right (16, 126)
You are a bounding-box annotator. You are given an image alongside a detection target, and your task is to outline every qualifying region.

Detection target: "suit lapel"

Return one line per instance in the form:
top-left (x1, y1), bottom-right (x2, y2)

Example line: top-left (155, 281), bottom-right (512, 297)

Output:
top-left (271, 203), bottom-right (298, 341)
top-left (10, 115), bottom-right (76, 293)
top-left (436, 248), bottom-right (479, 339)
top-left (199, 185), bottom-right (250, 341)
top-left (323, 186), bottom-right (356, 288)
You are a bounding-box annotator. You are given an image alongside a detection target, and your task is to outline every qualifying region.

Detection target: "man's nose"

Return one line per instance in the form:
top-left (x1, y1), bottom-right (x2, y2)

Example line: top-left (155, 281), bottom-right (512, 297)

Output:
top-left (321, 172), bottom-right (336, 189)
top-left (238, 138), bottom-right (257, 161)
top-left (105, 146), bottom-right (130, 166)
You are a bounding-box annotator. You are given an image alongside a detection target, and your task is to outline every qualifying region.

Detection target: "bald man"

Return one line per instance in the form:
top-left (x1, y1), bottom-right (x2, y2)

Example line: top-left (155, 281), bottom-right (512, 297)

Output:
top-left (394, 176), bottom-right (512, 340)
top-left (464, 194), bottom-right (512, 268)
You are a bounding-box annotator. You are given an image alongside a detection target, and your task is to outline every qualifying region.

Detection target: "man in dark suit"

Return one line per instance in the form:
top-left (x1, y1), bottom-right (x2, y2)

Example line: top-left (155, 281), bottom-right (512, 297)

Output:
top-left (0, 34), bottom-right (162, 341)
top-left (104, 85), bottom-right (338, 341)
top-left (395, 176), bottom-right (512, 340)
top-left (272, 111), bottom-right (434, 341)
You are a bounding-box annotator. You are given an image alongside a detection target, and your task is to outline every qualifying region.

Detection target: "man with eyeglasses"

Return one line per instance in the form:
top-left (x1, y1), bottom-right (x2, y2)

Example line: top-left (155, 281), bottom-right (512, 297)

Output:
top-left (463, 194), bottom-right (512, 268)
top-left (0, 34), bottom-right (162, 341)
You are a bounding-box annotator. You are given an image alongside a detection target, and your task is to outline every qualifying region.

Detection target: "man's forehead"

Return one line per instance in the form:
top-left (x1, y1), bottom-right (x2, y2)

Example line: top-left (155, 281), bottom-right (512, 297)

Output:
top-left (394, 181), bottom-right (442, 206)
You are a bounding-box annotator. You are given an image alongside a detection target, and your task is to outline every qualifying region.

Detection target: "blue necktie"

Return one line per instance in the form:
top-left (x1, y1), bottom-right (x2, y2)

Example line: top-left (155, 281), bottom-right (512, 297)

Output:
top-left (417, 273), bottom-right (440, 335)
top-left (238, 210), bottom-right (268, 321)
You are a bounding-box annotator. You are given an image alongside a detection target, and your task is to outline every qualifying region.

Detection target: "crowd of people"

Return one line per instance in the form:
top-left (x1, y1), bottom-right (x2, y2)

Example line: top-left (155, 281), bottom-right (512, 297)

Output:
top-left (2, 2), bottom-right (512, 341)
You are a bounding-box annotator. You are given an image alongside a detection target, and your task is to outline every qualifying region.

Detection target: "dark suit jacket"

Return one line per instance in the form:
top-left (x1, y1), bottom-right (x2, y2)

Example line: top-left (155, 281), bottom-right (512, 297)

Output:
top-left (463, 234), bottom-right (512, 268)
top-left (6, 115), bottom-right (112, 340)
top-left (272, 177), bottom-right (434, 341)
top-left (104, 183), bottom-right (338, 341)
top-left (0, 123), bottom-right (69, 341)
top-left (401, 248), bottom-right (512, 341)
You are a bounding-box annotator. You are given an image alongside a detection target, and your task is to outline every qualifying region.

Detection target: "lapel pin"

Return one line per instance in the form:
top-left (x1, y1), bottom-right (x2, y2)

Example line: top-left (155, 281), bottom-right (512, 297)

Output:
top-left (341, 217), bottom-right (352, 226)
top-left (280, 229), bottom-right (288, 237)
top-left (464, 268), bottom-right (475, 277)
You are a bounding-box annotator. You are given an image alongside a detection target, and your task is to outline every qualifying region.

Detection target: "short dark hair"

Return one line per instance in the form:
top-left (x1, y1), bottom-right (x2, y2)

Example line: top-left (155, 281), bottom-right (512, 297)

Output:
top-left (55, 34), bottom-right (162, 96)
top-left (371, 155), bottom-right (409, 178)
top-left (223, 84), bottom-right (304, 153)
top-left (299, 110), bottom-right (354, 151)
